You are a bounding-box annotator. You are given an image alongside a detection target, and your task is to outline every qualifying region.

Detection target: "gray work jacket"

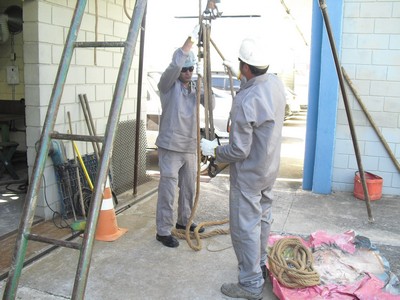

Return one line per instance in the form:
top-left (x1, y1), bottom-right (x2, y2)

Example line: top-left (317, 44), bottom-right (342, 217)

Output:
top-left (156, 48), bottom-right (198, 153)
top-left (156, 48), bottom-right (214, 154)
top-left (215, 73), bottom-right (286, 192)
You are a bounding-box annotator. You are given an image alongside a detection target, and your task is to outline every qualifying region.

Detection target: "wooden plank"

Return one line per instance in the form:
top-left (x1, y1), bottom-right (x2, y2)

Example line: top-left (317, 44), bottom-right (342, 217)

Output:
top-left (0, 220), bottom-right (73, 276)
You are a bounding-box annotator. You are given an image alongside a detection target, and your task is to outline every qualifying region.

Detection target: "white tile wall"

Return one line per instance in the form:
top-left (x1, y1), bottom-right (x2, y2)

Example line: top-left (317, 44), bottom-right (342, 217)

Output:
top-left (95, 84), bottom-right (113, 100)
top-left (390, 35), bottom-right (400, 49)
top-left (381, 127), bottom-right (400, 143)
top-left (373, 50), bottom-right (400, 65)
top-left (22, 0), bottom-right (140, 219)
top-left (356, 65), bottom-right (387, 80)
top-left (370, 81), bottom-right (400, 97)
top-left (107, 2), bottom-right (123, 21)
top-left (88, 0), bottom-right (107, 17)
top-left (360, 2), bottom-right (392, 17)
top-left (94, 50), bottom-right (113, 67)
top-left (37, 23), bottom-right (64, 44)
top-left (75, 48), bottom-right (95, 66)
top-left (358, 34), bottom-right (389, 49)
top-left (375, 19), bottom-right (400, 34)
top-left (86, 66), bottom-right (105, 83)
top-left (388, 67), bottom-right (400, 81)
top-left (333, 0), bottom-right (400, 196)
top-left (114, 21), bottom-right (129, 38)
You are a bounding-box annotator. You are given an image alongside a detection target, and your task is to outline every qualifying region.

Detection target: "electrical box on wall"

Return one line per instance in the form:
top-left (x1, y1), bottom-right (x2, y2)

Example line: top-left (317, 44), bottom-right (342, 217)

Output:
top-left (7, 66), bottom-right (19, 85)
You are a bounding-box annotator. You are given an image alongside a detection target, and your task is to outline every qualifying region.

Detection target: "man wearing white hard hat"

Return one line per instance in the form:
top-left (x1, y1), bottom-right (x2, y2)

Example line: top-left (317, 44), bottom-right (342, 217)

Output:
top-left (155, 25), bottom-right (210, 248)
top-left (201, 37), bottom-right (286, 299)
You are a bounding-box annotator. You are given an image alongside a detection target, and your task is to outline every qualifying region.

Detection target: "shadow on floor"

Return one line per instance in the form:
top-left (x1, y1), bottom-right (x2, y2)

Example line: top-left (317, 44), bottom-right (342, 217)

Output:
top-left (0, 154), bottom-right (31, 239)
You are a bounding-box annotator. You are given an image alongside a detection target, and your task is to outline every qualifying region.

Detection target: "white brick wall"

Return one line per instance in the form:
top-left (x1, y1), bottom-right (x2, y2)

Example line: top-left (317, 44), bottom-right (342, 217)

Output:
top-left (22, 0), bottom-right (140, 219)
top-left (333, 0), bottom-right (400, 196)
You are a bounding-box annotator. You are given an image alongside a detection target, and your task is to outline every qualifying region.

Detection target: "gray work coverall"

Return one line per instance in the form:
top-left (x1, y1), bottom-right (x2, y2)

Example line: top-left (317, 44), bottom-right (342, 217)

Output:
top-left (215, 73), bottom-right (286, 294)
top-left (155, 48), bottom-right (199, 236)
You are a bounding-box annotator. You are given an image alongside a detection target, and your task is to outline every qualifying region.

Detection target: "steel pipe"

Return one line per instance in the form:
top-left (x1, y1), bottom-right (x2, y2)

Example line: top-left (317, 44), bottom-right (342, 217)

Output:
top-left (319, 0), bottom-right (373, 222)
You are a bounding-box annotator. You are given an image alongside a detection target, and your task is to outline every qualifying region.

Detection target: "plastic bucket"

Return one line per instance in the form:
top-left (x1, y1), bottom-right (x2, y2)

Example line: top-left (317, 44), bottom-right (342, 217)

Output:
top-left (353, 172), bottom-right (383, 201)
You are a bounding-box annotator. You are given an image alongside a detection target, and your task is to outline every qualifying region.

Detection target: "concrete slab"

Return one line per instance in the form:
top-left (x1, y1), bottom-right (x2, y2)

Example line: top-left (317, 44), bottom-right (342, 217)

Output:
top-left (270, 188), bottom-right (400, 247)
top-left (0, 176), bottom-right (277, 299)
top-left (1, 170), bottom-right (399, 299)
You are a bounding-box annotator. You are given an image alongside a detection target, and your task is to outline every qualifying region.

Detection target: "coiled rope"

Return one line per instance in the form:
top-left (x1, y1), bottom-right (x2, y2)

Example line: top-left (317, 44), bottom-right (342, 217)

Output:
top-left (268, 237), bottom-right (320, 288)
top-left (172, 219), bottom-right (229, 251)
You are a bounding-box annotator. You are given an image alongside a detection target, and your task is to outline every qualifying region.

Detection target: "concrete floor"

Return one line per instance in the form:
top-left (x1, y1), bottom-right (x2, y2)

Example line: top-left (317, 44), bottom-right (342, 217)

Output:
top-left (0, 157), bottom-right (32, 239)
top-left (1, 112), bottom-right (400, 299)
top-left (1, 169), bottom-right (400, 299)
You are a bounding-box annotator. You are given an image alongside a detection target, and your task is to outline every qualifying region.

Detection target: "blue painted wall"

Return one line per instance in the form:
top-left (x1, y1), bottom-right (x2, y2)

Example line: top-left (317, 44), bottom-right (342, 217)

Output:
top-left (303, 0), bottom-right (344, 194)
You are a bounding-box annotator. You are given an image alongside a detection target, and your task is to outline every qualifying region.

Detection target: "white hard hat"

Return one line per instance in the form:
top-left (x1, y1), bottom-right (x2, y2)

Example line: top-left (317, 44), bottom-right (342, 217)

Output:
top-left (238, 38), bottom-right (269, 69)
top-left (183, 51), bottom-right (196, 68)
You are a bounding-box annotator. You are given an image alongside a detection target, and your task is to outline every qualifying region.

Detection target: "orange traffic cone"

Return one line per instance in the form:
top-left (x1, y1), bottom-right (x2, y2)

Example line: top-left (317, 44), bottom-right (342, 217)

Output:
top-left (95, 187), bottom-right (127, 241)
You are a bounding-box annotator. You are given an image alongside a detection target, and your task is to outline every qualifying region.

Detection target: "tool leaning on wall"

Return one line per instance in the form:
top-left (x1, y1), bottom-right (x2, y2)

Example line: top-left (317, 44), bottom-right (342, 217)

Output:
top-left (318, 0), bottom-right (374, 222)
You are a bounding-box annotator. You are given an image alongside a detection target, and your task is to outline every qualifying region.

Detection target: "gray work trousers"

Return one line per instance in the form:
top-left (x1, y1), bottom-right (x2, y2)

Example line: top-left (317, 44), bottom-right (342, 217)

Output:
top-left (229, 185), bottom-right (273, 294)
top-left (156, 147), bottom-right (196, 236)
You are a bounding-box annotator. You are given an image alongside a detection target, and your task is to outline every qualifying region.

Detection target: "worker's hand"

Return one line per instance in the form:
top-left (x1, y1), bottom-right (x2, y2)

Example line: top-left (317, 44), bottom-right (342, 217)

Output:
top-left (223, 60), bottom-right (235, 69)
top-left (189, 24), bottom-right (201, 43)
top-left (196, 62), bottom-right (203, 77)
top-left (200, 138), bottom-right (218, 157)
top-left (223, 60), bottom-right (239, 78)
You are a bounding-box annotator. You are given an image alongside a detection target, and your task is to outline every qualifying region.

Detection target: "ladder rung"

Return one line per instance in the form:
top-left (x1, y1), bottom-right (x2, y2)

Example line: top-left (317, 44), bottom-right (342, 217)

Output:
top-left (74, 41), bottom-right (126, 48)
top-left (27, 234), bottom-right (82, 250)
top-left (51, 132), bottom-right (104, 143)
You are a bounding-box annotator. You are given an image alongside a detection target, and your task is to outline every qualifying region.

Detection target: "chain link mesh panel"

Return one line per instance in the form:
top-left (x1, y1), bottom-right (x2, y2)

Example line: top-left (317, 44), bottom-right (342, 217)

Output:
top-left (111, 119), bottom-right (150, 195)
top-left (55, 153), bottom-right (97, 218)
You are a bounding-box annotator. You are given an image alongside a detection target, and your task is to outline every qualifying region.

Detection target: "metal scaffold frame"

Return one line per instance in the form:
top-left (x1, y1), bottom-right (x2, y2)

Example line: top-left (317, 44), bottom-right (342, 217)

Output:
top-left (2, 0), bottom-right (148, 299)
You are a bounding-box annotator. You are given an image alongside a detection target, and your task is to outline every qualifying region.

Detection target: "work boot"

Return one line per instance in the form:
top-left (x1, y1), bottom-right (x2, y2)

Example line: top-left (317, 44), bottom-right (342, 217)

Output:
top-left (261, 265), bottom-right (268, 280)
top-left (156, 234), bottom-right (179, 248)
top-left (221, 283), bottom-right (263, 300)
top-left (175, 223), bottom-right (205, 233)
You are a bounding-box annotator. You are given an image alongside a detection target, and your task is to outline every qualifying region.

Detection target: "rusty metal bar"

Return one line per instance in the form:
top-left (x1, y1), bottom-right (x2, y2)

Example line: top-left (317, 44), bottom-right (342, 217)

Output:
top-left (67, 111), bottom-right (86, 218)
top-left (210, 37), bottom-right (235, 131)
top-left (78, 94), bottom-right (100, 158)
top-left (205, 24), bottom-right (214, 139)
top-left (133, 4), bottom-right (147, 195)
top-left (202, 23), bottom-right (210, 140)
top-left (74, 41), bottom-right (126, 48)
top-left (82, 94), bottom-right (102, 158)
top-left (342, 67), bottom-right (400, 173)
top-left (27, 234), bottom-right (82, 250)
top-left (0, 231), bottom-right (83, 282)
top-left (319, 0), bottom-right (373, 222)
top-left (50, 132), bottom-right (104, 143)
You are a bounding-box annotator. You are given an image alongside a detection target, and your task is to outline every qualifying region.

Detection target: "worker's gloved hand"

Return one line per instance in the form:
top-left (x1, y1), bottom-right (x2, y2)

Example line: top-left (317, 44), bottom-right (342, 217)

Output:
top-left (223, 60), bottom-right (239, 78)
top-left (189, 24), bottom-right (201, 43)
top-left (196, 62), bottom-right (203, 77)
top-left (200, 138), bottom-right (218, 157)
top-left (223, 60), bottom-right (235, 69)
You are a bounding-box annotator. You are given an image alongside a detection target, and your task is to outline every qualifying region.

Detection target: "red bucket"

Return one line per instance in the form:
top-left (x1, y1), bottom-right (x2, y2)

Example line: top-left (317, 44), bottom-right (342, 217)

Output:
top-left (353, 172), bottom-right (383, 201)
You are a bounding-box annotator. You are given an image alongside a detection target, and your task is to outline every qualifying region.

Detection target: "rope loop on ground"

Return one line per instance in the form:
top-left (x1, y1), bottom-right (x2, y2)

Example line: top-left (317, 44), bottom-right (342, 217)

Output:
top-left (268, 237), bottom-right (320, 288)
top-left (172, 219), bottom-right (230, 251)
